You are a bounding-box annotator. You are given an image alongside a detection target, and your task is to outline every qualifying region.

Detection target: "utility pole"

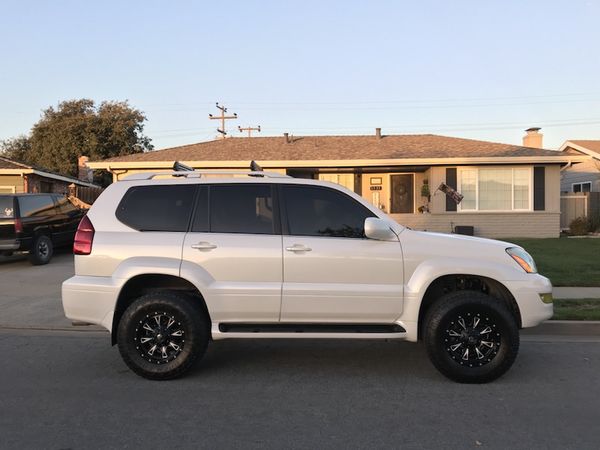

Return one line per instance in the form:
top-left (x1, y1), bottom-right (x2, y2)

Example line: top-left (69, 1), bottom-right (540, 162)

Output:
top-left (209, 102), bottom-right (237, 138)
top-left (238, 125), bottom-right (261, 137)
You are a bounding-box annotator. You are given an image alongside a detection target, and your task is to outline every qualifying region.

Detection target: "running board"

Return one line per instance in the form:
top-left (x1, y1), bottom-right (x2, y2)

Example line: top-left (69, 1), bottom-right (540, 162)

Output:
top-left (218, 323), bottom-right (406, 334)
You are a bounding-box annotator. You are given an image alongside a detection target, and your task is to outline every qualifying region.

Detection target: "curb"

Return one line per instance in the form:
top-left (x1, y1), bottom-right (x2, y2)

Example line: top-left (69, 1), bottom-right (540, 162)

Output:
top-left (522, 320), bottom-right (600, 337)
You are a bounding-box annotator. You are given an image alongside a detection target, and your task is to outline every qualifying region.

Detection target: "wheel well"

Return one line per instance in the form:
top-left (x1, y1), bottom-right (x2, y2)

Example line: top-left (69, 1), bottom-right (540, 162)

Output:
top-left (417, 274), bottom-right (521, 340)
top-left (111, 274), bottom-right (210, 345)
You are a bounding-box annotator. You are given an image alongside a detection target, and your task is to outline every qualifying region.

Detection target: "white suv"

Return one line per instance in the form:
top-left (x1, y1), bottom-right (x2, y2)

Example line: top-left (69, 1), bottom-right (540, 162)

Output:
top-left (62, 167), bottom-right (553, 383)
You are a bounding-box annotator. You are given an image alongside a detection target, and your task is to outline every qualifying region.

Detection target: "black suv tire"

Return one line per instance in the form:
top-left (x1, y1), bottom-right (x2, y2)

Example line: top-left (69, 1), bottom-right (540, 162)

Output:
top-left (424, 291), bottom-right (519, 384)
top-left (29, 234), bottom-right (53, 265)
top-left (117, 292), bottom-right (210, 380)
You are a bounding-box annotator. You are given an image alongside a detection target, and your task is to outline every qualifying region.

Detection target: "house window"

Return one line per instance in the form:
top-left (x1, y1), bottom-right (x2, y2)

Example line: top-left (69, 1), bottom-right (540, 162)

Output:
top-left (572, 182), bottom-right (592, 193)
top-left (459, 167), bottom-right (532, 211)
top-left (318, 173), bottom-right (355, 191)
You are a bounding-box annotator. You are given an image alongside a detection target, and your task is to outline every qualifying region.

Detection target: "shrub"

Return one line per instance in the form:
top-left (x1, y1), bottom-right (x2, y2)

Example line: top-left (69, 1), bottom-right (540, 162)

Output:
top-left (569, 216), bottom-right (591, 236)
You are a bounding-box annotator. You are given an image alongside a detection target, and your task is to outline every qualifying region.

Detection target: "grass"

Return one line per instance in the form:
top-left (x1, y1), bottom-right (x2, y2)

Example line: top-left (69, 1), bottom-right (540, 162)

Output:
top-left (552, 299), bottom-right (600, 321)
top-left (500, 238), bottom-right (600, 287)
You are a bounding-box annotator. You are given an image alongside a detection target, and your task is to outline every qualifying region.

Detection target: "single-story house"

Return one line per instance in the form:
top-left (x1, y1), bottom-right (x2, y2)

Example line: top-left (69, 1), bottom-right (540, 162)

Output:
top-left (558, 140), bottom-right (600, 193)
top-left (0, 156), bottom-right (100, 195)
top-left (87, 129), bottom-right (589, 238)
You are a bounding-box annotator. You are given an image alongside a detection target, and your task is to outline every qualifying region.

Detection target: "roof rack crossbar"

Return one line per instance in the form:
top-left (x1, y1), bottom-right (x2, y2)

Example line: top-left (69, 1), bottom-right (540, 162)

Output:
top-left (122, 170), bottom-right (290, 181)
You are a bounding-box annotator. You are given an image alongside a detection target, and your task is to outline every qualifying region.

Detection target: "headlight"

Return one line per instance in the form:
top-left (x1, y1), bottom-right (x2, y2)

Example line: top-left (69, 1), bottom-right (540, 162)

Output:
top-left (506, 247), bottom-right (537, 273)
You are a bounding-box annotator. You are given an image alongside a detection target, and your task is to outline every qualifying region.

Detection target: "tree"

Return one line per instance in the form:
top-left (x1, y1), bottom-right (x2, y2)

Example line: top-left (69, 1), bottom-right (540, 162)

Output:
top-left (0, 99), bottom-right (153, 177)
top-left (0, 135), bottom-right (32, 163)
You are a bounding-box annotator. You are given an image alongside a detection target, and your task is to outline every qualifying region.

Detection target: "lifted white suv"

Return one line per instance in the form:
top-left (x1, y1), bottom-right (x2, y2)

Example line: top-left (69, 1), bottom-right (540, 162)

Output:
top-left (62, 167), bottom-right (553, 382)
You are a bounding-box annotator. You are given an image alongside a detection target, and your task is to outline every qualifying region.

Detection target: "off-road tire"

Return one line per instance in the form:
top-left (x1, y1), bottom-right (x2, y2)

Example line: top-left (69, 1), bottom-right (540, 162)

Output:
top-left (424, 290), bottom-right (519, 383)
top-left (29, 234), bottom-right (53, 265)
top-left (117, 292), bottom-right (209, 380)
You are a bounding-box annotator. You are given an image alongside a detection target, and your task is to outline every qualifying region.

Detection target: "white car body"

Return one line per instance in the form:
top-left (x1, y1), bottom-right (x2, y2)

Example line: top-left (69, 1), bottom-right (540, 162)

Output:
top-left (62, 172), bottom-right (553, 344)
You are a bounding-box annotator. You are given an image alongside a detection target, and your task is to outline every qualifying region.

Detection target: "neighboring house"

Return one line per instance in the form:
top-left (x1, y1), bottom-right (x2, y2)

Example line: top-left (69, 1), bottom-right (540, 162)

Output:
top-left (0, 156), bottom-right (100, 195)
top-left (558, 140), bottom-right (600, 193)
top-left (87, 129), bottom-right (588, 238)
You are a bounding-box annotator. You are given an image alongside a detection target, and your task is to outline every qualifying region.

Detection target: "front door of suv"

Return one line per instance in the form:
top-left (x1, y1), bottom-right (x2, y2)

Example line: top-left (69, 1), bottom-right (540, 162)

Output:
top-left (280, 184), bottom-right (404, 323)
top-left (181, 183), bottom-right (282, 323)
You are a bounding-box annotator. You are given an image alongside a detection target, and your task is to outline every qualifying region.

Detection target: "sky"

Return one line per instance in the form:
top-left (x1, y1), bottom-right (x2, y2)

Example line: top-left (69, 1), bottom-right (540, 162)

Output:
top-left (1, 0), bottom-right (599, 150)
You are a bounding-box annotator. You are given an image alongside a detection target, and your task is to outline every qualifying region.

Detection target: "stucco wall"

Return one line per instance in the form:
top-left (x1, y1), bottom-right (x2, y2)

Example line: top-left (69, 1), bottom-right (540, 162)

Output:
top-left (0, 175), bottom-right (25, 193)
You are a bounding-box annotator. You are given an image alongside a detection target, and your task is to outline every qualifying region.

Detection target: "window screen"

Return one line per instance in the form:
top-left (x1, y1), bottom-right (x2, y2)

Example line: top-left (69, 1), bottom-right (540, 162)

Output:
top-left (116, 185), bottom-right (195, 232)
top-left (209, 184), bottom-right (274, 234)
top-left (18, 195), bottom-right (56, 217)
top-left (283, 185), bottom-right (375, 238)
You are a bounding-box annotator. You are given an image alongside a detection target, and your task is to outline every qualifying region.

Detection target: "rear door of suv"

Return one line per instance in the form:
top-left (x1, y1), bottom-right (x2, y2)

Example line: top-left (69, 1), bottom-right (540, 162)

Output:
top-left (279, 184), bottom-right (404, 323)
top-left (181, 183), bottom-right (282, 323)
top-left (0, 196), bottom-right (18, 251)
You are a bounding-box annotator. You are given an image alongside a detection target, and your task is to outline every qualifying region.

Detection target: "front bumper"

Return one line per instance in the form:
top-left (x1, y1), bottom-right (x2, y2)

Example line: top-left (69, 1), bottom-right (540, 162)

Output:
top-left (62, 276), bottom-right (121, 332)
top-left (506, 274), bottom-right (554, 328)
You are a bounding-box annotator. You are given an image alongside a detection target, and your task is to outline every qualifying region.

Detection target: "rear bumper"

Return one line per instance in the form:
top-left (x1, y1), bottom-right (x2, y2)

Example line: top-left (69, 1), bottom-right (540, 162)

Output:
top-left (62, 276), bottom-right (120, 332)
top-left (0, 239), bottom-right (19, 251)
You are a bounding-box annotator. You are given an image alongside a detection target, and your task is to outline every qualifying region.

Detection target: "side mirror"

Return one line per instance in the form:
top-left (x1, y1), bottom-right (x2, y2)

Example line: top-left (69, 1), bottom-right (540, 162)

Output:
top-left (364, 217), bottom-right (397, 241)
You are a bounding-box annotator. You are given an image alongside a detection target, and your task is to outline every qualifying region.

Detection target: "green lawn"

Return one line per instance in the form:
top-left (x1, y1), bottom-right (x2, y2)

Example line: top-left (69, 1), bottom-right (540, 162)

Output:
top-left (500, 238), bottom-right (600, 287)
top-left (552, 299), bottom-right (600, 321)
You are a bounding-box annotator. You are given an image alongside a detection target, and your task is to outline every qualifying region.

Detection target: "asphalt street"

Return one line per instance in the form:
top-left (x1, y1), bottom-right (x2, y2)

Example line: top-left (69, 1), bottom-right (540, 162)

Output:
top-left (0, 329), bottom-right (599, 449)
top-left (1, 253), bottom-right (600, 449)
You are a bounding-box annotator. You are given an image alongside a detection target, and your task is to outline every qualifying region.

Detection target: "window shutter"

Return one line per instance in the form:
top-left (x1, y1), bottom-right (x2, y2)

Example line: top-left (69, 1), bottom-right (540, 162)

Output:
top-left (446, 168), bottom-right (457, 212)
top-left (533, 167), bottom-right (545, 211)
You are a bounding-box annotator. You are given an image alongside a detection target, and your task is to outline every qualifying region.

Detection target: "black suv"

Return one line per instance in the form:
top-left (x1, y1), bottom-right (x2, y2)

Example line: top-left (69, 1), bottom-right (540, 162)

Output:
top-left (0, 194), bottom-right (84, 265)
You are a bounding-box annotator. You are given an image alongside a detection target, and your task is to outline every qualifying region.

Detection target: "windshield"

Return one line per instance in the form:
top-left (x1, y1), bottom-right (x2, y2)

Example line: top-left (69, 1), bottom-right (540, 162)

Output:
top-left (0, 197), bottom-right (15, 218)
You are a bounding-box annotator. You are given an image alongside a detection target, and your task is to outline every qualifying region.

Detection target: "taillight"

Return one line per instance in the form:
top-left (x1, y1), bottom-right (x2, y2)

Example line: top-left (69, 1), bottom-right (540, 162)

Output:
top-left (73, 215), bottom-right (95, 255)
top-left (14, 218), bottom-right (23, 234)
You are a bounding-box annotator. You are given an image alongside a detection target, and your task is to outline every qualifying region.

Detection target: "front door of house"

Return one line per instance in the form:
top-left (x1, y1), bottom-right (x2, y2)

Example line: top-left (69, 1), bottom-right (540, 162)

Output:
top-left (390, 174), bottom-right (414, 213)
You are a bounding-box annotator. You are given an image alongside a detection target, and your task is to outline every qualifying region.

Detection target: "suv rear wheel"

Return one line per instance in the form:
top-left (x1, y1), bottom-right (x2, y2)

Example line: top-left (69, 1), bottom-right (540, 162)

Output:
top-left (424, 291), bottom-right (519, 383)
top-left (117, 292), bottom-right (209, 380)
top-left (29, 234), bottom-right (53, 265)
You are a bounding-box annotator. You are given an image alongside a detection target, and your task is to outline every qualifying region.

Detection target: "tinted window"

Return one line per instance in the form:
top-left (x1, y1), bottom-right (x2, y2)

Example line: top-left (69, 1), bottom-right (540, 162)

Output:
top-left (210, 185), bottom-right (274, 234)
top-left (54, 195), bottom-right (79, 215)
top-left (191, 186), bottom-right (209, 232)
top-left (283, 185), bottom-right (375, 238)
top-left (0, 197), bottom-right (14, 218)
top-left (18, 195), bottom-right (56, 218)
top-left (116, 185), bottom-right (195, 232)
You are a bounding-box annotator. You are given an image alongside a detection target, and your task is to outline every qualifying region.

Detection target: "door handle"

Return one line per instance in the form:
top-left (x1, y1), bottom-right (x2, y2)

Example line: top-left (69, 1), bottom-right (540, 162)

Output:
top-left (191, 242), bottom-right (217, 251)
top-left (285, 244), bottom-right (312, 252)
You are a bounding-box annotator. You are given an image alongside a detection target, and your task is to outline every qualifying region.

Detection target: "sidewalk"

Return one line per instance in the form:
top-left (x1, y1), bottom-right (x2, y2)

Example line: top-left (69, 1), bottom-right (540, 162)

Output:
top-left (553, 287), bottom-right (600, 299)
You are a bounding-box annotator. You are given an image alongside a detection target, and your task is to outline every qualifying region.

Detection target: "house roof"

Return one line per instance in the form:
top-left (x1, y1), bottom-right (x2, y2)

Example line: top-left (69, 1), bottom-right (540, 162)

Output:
top-left (99, 134), bottom-right (570, 164)
top-left (0, 156), bottom-right (31, 170)
top-left (0, 156), bottom-right (100, 188)
top-left (563, 140), bottom-right (600, 159)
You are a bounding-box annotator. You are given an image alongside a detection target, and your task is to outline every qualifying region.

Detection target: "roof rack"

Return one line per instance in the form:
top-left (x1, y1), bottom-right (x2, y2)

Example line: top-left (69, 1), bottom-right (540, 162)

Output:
top-left (122, 170), bottom-right (290, 181)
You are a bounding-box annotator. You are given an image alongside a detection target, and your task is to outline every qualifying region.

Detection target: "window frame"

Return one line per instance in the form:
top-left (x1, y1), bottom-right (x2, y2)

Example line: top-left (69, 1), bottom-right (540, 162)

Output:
top-left (278, 183), bottom-right (376, 239)
top-left (457, 166), bottom-right (534, 212)
top-left (572, 181), bottom-right (592, 193)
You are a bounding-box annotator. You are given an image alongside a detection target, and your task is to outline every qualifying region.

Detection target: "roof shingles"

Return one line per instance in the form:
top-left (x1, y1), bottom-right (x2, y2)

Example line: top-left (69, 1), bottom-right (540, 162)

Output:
top-left (100, 134), bottom-right (564, 163)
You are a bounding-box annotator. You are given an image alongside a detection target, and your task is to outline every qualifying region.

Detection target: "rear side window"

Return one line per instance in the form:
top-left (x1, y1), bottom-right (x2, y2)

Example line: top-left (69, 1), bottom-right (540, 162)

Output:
top-left (116, 185), bottom-right (196, 232)
top-left (0, 197), bottom-right (14, 218)
top-left (282, 185), bottom-right (375, 238)
top-left (209, 184), bottom-right (274, 234)
top-left (54, 195), bottom-right (79, 215)
top-left (18, 195), bottom-right (57, 218)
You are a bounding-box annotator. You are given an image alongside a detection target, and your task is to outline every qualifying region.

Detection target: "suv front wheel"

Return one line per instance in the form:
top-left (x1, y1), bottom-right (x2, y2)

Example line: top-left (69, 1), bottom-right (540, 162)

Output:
top-left (117, 292), bottom-right (209, 380)
top-left (424, 291), bottom-right (520, 383)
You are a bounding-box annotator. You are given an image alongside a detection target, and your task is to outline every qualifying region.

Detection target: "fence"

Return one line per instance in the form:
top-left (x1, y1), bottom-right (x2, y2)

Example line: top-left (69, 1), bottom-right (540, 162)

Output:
top-left (68, 184), bottom-right (104, 204)
top-left (560, 192), bottom-right (600, 230)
